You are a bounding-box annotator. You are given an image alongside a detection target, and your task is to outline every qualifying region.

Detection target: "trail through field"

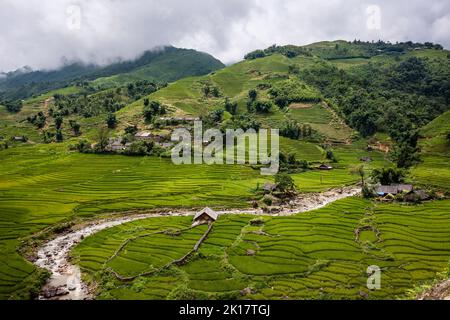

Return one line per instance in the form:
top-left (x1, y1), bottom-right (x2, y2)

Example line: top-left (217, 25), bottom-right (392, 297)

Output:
top-left (34, 186), bottom-right (360, 300)
top-left (41, 97), bottom-right (53, 130)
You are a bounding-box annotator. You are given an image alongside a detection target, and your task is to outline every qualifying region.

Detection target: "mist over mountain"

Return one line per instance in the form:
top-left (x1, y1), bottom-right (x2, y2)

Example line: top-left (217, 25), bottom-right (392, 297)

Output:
top-left (1, 0), bottom-right (450, 73)
top-left (0, 46), bottom-right (224, 101)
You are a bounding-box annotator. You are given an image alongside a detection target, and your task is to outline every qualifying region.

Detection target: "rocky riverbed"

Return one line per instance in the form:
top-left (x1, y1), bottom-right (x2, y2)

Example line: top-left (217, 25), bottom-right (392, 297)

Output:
top-left (34, 186), bottom-right (360, 300)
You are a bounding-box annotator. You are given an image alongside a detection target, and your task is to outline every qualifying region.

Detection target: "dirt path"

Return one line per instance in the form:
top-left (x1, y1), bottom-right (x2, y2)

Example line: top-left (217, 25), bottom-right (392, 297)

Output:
top-left (34, 186), bottom-right (360, 300)
top-left (41, 97), bottom-right (53, 131)
top-left (417, 279), bottom-right (450, 300)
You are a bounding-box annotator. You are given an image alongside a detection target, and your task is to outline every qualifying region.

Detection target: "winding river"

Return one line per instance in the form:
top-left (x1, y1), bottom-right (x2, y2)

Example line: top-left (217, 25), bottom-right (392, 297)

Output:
top-left (34, 186), bottom-right (361, 300)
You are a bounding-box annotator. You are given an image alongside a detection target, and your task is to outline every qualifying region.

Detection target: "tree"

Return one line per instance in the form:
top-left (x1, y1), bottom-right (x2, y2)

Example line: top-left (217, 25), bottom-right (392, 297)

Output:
top-left (302, 124), bottom-right (312, 137)
top-left (350, 165), bottom-right (366, 185)
top-left (143, 101), bottom-right (166, 122)
top-left (54, 115), bottom-right (63, 130)
top-left (125, 125), bottom-right (138, 135)
top-left (371, 167), bottom-right (406, 185)
top-left (55, 130), bottom-right (63, 142)
top-left (325, 150), bottom-right (337, 163)
top-left (211, 86), bottom-right (220, 98)
top-left (225, 98), bottom-right (238, 115)
top-left (76, 140), bottom-right (92, 153)
top-left (254, 100), bottom-right (272, 113)
top-left (202, 85), bottom-right (211, 97)
top-left (275, 173), bottom-right (296, 193)
top-left (210, 109), bottom-right (224, 123)
top-left (280, 120), bottom-right (301, 139)
top-left (123, 140), bottom-right (154, 156)
top-left (106, 113), bottom-right (117, 129)
top-left (288, 64), bottom-right (300, 74)
top-left (69, 120), bottom-right (81, 135)
top-left (4, 100), bottom-right (23, 113)
top-left (244, 50), bottom-right (266, 60)
top-left (94, 127), bottom-right (109, 153)
top-left (248, 89), bottom-right (258, 101)
top-left (349, 109), bottom-right (378, 137)
top-left (42, 131), bottom-right (55, 144)
top-left (389, 129), bottom-right (421, 168)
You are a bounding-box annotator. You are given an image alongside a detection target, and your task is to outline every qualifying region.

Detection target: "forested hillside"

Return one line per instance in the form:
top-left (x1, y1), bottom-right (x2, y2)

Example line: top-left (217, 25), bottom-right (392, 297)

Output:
top-left (0, 46), bottom-right (224, 101)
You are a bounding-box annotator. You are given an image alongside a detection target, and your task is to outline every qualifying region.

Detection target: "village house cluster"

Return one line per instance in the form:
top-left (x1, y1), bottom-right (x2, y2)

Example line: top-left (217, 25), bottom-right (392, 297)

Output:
top-left (105, 116), bottom-right (201, 153)
top-left (374, 184), bottom-right (431, 202)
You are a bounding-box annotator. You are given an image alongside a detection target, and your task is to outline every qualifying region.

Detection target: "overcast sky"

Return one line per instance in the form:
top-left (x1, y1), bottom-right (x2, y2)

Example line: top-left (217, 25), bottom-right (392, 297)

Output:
top-left (1, 0), bottom-right (449, 72)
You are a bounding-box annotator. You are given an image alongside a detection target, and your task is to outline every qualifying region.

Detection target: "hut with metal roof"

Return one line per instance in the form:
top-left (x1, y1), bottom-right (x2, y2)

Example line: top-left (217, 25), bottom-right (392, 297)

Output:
top-left (193, 207), bottom-right (218, 226)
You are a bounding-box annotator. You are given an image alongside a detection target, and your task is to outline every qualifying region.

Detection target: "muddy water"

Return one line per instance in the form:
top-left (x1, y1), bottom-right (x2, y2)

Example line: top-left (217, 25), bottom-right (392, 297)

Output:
top-left (34, 186), bottom-right (360, 300)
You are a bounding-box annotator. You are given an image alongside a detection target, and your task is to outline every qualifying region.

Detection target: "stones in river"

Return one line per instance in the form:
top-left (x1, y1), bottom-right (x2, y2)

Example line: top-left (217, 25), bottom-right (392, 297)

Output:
top-left (42, 285), bottom-right (69, 299)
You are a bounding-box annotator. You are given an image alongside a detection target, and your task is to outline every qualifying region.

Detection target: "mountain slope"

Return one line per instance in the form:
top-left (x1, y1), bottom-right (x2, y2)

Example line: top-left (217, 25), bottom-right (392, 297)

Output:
top-left (0, 47), bottom-right (225, 101)
top-left (411, 110), bottom-right (450, 190)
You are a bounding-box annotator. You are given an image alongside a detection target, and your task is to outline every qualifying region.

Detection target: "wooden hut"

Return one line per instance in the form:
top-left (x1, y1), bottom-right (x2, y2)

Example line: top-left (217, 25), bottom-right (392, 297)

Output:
top-left (193, 207), bottom-right (218, 226)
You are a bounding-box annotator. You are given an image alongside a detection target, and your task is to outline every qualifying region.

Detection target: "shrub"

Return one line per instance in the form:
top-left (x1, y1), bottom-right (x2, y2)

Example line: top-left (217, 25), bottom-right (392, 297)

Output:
top-left (371, 167), bottom-right (406, 185)
top-left (125, 125), bottom-right (138, 135)
top-left (27, 112), bottom-right (46, 129)
top-left (106, 113), bottom-right (117, 129)
top-left (254, 100), bottom-right (273, 113)
top-left (325, 150), bottom-right (337, 163)
top-left (248, 89), bottom-right (257, 101)
top-left (275, 173), bottom-right (296, 193)
top-left (143, 101), bottom-right (166, 122)
top-left (269, 79), bottom-right (321, 108)
top-left (280, 120), bottom-right (302, 139)
top-left (123, 140), bottom-right (154, 156)
top-left (262, 194), bottom-right (275, 206)
top-left (69, 120), bottom-right (81, 135)
top-left (76, 140), bottom-right (92, 153)
top-left (4, 100), bottom-right (23, 113)
top-left (54, 115), bottom-right (63, 130)
top-left (55, 130), bottom-right (63, 142)
top-left (225, 98), bottom-right (238, 115)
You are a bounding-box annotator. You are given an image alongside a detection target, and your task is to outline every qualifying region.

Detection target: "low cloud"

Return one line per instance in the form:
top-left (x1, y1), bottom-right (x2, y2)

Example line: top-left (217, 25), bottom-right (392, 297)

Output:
top-left (1, 0), bottom-right (449, 72)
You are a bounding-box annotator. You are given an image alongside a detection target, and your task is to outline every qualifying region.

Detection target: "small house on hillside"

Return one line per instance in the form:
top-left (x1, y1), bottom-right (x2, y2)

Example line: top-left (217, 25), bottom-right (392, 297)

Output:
top-left (376, 184), bottom-right (413, 196)
top-left (107, 138), bottom-right (125, 152)
top-left (404, 190), bottom-right (430, 202)
top-left (12, 136), bottom-right (26, 142)
top-left (159, 117), bottom-right (200, 122)
top-left (318, 164), bottom-right (333, 171)
top-left (193, 207), bottom-right (218, 226)
top-left (135, 131), bottom-right (153, 140)
top-left (154, 134), bottom-right (169, 143)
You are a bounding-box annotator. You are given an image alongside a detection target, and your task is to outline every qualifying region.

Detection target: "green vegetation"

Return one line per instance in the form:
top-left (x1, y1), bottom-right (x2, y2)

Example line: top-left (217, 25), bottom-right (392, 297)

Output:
top-left (0, 143), bottom-right (265, 299)
top-left (72, 198), bottom-right (450, 300)
top-left (411, 110), bottom-right (450, 191)
top-left (0, 40), bottom-right (449, 300)
top-left (0, 47), bottom-right (224, 101)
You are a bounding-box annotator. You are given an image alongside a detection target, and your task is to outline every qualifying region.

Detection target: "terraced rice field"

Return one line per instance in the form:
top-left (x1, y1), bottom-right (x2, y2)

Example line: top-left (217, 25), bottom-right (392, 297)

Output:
top-left (71, 198), bottom-right (450, 300)
top-left (411, 111), bottom-right (450, 191)
top-left (0, 143), bottom-right (267, 299)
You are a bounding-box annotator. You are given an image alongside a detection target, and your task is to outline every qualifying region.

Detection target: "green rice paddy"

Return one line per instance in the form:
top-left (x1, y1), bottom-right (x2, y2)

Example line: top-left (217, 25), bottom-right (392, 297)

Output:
top-left (71, 198), bottom-right (450, 300)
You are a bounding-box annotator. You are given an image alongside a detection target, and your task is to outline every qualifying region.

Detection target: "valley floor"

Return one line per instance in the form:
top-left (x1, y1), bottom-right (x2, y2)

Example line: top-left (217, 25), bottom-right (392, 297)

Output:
top-left (69, 197), bottom-right (450, 300)
top-left (0, 142), bottom-right (449, 300)
top-left (33, 186), bottom-right (360, 300)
